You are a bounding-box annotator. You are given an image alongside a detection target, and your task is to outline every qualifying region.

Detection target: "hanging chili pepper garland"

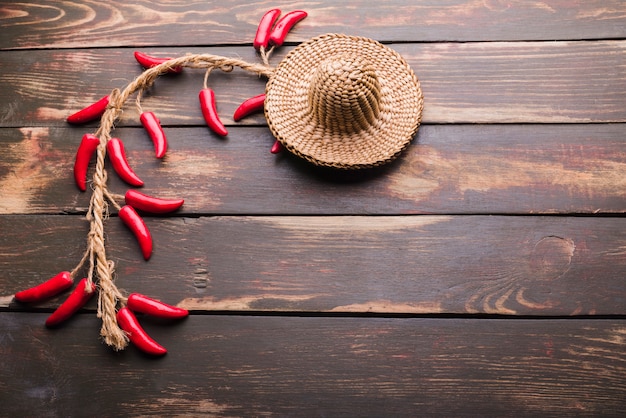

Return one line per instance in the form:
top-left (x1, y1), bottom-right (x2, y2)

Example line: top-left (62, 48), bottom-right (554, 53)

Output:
top-left (13, 9), bottom-right (308, 356)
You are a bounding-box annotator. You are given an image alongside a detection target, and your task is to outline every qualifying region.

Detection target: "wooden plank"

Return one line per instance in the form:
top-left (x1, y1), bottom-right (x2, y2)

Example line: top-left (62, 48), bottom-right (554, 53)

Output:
top-left (1, 124), bottom-right (625, 215)
top-left (3, 215), bottom-right (626, 315)
top-left (1, 1), bottom-right (625, 49)
top-left (1, 314), bottom-right (624, 416)
top-left (1, 41), bottom-right (625, 126)
top-left (2, 1), bottom-right (622, 415)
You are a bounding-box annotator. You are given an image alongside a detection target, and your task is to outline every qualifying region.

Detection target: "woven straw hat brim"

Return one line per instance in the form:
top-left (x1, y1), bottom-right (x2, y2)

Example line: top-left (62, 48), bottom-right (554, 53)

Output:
top-left (265, 33), bottom-right (423, 169)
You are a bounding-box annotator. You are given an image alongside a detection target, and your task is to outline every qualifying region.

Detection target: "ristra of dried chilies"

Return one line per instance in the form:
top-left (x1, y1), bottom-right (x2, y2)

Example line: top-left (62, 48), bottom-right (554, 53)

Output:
top-left (16, 9), bottom-right (307, 356)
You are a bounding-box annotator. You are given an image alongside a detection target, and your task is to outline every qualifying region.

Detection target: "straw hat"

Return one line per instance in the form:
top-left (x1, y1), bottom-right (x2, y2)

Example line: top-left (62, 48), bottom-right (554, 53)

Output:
top-left (265, 33), bottom-right (423, 169)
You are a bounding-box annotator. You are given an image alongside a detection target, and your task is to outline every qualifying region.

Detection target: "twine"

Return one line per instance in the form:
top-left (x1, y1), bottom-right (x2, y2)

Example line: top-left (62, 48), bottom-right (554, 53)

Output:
top-left (74, 52), bottom-right (275, 350)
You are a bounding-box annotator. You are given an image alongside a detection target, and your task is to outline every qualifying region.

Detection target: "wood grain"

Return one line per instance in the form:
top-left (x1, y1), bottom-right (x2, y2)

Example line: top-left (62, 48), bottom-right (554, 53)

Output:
top-left (1, 41), bottom-right (625, 127)
top-left (2, 0), bottom-right (625, 413)
top-left (1, 124), bottom-right (625, 215)
top-left (1, 314), bottom-right (624, 416)
top-left (2, 215), bottom-right (625, 315)
top-left (1, 0), bottom-right (625, 49)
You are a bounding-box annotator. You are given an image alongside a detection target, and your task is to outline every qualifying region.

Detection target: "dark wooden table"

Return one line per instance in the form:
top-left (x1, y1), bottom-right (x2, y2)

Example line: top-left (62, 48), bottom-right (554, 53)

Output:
top-left (1, 1), bottom-right (625, 416)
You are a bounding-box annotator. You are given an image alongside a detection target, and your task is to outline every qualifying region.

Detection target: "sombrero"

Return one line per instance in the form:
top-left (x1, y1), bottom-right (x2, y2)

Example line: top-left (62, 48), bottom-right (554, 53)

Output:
top-left (265, 33), bottom-right (423, 169)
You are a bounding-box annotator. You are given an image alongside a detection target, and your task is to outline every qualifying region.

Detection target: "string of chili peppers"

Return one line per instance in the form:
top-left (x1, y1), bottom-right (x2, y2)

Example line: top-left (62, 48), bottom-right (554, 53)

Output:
top-left (14, 9), bottom-right (307, 356)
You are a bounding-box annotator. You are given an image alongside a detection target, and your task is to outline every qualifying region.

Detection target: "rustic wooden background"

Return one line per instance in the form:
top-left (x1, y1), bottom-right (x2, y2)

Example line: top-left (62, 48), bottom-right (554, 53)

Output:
top-left (1, 1), bottom-right (625, 416)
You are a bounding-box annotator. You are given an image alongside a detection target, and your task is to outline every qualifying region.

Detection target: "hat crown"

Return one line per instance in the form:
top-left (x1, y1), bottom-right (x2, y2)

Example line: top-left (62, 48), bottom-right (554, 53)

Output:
top-left (308, 54), bottom-right (381, 135)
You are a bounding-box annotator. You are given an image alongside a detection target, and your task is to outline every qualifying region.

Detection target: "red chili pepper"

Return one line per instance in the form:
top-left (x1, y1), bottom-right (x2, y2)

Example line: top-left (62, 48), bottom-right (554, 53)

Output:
top-left (125, 190), bottom-right (184, 214)
top-left (134, 51), bottom-right (183, 74)
top-left (45, 278), bottom-right (96, 327)
top-left (233, 94), bottom-right (266, 121)
top-left (119, 205), bottom-right (153, 261)
top-left (199, 88), bottom-right (228, 137)
top-left (74, 134), bottom-right (101, 191)
top-left (271, 140), bottom-right (283, 154)
top-left (269, 10), bottom-right (308, 47)
top-left (14, 271), bottom-right (73, 303)
top-left (140, 112), bottom-right (167, 159)
top-left (127, 293), bottom-right (189, 319)
top-left (106, 138), bottom-right (144, 187)
top-left (253, 9), bottom-right (281, 50)
top-left (116, 307), bottom-right (167, 356)
top-left (67, 95), bottom-right (109, 124)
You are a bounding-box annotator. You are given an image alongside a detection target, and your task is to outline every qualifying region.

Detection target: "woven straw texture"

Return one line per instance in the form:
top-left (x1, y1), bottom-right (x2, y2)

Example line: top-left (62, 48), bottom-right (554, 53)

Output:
top-left (265, 33), bottom-right (423, 169)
